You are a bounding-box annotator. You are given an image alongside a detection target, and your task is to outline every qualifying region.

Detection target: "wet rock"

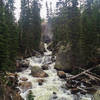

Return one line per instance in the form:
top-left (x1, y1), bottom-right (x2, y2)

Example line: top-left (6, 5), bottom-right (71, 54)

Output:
top-left (16, 59), bottom-right (29, 72)
top-left (53, 92), bottom-right (57, 95)
top-left (93, 90), bottom-right (100, 100)
top-left (19, 82), bottom-right (32, 92)
top-left (57, 71), bottom-right (66, 79)
top-left (20, 77), bottom-right (28, 81)
top-left (53, 95), bottom-right (58, 99)
top-left (71, 88), bottom-right (80, 94)
top-left (54, 43), bottom-right (72, 72)
top-left (50, 92), bottom-right (58, 99)
top-left (51, 56), bottom-right (56, 62)
top-left (31, 66), bottom-right (48, 78)
top-left (41, 64), bottom-right (49, 70)
top-left (37, 79), bottom-right (45, 85)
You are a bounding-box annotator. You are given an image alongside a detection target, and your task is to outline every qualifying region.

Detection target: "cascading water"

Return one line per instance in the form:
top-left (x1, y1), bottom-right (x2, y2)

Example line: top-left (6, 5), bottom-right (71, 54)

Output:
top-left (17, 43), bottom-right (92, 100)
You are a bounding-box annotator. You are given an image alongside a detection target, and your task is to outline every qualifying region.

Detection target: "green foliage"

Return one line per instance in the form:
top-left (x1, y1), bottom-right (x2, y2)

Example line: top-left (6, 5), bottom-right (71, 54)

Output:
top-left (27, 90), bottom-right (35, 100)
top-left (0, 0), bottom-right (18, 71)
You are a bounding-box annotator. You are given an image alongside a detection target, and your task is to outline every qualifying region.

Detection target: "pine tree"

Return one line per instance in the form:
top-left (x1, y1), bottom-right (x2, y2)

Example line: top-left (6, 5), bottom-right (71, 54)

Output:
top-left (0, 0), bottom-right (9, 70)
top-left (31, 0), bottom-right (41, 50)
top-left (0, 0), bottom-right (18, 71)
top-left (80, 0), bottom-right (99, 65)
top-left (19, 0), bottom-right (41, 56)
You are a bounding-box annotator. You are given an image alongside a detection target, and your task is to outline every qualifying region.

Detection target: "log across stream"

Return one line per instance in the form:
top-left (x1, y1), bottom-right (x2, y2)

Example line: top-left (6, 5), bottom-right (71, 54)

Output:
top-left (17, 43), bottom-right (93, 100)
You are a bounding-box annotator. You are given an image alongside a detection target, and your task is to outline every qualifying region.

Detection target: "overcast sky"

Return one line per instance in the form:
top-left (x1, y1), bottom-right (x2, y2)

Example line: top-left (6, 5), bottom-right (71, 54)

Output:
top-left (14, 0), bottom-right (58, 21)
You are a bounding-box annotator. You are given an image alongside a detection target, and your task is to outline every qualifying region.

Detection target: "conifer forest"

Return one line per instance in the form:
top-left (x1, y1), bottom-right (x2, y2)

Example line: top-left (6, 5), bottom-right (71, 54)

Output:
top-left (0, 0), bottom-right (100, 100)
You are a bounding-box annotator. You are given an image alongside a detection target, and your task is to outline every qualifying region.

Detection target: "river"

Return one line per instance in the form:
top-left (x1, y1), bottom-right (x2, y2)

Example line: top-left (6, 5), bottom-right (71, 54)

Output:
top-left (17, 43), bottom-right (93, 100)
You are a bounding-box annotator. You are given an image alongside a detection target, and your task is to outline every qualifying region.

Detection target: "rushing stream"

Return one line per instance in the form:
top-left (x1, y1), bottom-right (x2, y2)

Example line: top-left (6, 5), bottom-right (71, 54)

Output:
top-left (17, 43), bottom-right (93, 100)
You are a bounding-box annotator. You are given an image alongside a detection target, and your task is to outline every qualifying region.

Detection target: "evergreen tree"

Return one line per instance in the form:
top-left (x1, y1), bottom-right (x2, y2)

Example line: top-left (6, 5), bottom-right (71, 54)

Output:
top-left (31, 0), bottom-right (41, 50)
top-left (80, 0), bottom-right (100, 65)
top-left (0, 0), bottom-right (18, 71)
top-left (19, 0), bottom-right (41, 56)
top-left (0, 0), bottom-right (9, 70)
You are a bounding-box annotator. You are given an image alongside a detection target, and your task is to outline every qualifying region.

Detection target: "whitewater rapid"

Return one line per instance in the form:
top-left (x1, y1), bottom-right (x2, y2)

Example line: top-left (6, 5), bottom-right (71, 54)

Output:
top-left (17, 43), bottom-right (92, 100)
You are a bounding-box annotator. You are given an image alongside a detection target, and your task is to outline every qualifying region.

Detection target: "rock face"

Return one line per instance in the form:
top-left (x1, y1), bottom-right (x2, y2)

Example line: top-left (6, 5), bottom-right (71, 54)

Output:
top-left (19, 82), bottom-right (32, 92)
top-left (57, 71), bottom-right (66, 79)
top-left (31, 66), bottom-right (48, 78)
top-left (55, 44), bottom-right (72, 72)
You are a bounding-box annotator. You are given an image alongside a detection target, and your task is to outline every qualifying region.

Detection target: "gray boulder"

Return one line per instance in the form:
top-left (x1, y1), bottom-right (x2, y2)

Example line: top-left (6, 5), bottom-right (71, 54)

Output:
top-left (54, 43), bottom-right (72, 72)
top-left (31, 66), bottom-right (48, 78)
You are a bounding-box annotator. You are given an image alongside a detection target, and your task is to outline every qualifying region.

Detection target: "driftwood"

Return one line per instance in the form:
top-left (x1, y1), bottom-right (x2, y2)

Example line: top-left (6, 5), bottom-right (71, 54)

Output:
top-left (67, 65), bottom-right (100, 81)
top-left (79, 67), bottom-right (100, 81)
top-left (77, 87), bottom-right (87, 93)
top-left (67, 67), bottom-right (96, 80)
top-left (66, 65), bottom-right (100, 94)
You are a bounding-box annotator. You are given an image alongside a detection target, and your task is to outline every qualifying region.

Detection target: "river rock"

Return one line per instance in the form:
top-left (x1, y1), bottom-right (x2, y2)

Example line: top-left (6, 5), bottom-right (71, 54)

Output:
top-left (93, 90), bottom-right (100, 100)
top-left (41, 64), bottom-right (49, 70)
top-left (20, 77), bottom-right (28, 81)
top-left (71, 88), bottom-right (80, 94)
top-left (37, 79), bottom-right (45, 85)
top-left (19, 82), bottom-right (32, 92)
top-left (16, 59), bottom-right (29, 72)
top-left (54, 43), bottom-right (72, 72)
top-left (57, 71), bottom-right (66, 79)
top-left (31, 66), bottom-right (48, 78)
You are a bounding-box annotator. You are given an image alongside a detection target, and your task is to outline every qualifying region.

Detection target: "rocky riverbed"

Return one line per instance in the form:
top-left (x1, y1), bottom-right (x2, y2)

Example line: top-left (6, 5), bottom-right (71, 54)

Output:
top-left (17, 43), bottom-right (93, 100)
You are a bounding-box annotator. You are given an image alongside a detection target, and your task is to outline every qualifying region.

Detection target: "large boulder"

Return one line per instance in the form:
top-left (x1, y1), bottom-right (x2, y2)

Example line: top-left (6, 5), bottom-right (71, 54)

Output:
top-left (54, 43), bottom-right (72, 72)
top-left (31, 66), bottom-right (48, 78)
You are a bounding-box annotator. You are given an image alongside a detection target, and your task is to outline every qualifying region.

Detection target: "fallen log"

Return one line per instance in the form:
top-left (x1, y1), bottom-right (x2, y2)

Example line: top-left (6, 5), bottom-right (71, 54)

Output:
top-left (67, 67), bottom-right (96, 80)
top-left (78, 67), bottom-right (100, 81)
top-left (77, 86), bottom-right (87, 93)
top-left (67, 65), bottom-right (100, 81)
